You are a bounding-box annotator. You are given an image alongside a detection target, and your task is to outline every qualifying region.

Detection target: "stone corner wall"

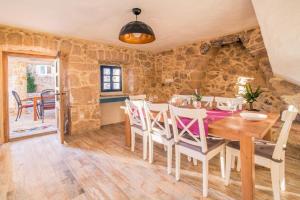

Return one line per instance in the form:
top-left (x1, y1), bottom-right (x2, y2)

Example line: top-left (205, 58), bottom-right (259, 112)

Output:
top-left (1, 24), bottom-right (299, 145)
top-left (150, 27), bottom-right (300, 145)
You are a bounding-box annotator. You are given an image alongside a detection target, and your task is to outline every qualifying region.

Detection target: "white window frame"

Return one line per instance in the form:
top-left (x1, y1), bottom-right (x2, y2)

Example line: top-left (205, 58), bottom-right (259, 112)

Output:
top-left (36, 65), bottom-right (51, 76)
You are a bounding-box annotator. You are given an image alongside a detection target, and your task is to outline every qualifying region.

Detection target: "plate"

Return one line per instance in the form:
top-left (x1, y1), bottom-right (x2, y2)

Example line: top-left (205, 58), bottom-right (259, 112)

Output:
top-left (240, 112), bottom-right (268, 121)
top-left (217, 105), bottom-right (231, 111)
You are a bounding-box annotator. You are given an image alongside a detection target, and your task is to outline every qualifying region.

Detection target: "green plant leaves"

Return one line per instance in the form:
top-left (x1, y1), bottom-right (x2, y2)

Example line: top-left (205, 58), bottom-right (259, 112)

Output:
top-left (192, 93), bottom-right (202, 101)
top-left (27, 72), bottom-right (37, 93)
top-left (243, 83), bottom-right (263, 103)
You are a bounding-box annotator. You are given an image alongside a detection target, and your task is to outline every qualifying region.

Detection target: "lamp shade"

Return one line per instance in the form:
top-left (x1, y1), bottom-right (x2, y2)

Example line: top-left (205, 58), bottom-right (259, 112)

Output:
top-left (119, 8), bottom-right (155, 44)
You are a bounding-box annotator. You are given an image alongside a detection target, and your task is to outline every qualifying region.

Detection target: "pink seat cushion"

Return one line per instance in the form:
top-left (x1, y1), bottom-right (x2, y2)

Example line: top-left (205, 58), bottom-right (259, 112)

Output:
top-left (22, 104), bottom-right (33, 108)
top-left (177, 109), bottom-right (238, 136)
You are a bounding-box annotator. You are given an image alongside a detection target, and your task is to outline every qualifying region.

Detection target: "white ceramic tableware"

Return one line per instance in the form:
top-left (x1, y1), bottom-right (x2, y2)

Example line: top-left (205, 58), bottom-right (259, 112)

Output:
top-left (240, 112), bottom-right (268, 121)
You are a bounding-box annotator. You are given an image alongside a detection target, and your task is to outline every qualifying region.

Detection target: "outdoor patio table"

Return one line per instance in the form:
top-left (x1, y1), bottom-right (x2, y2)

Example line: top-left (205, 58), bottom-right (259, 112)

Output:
top-left (33, 96), bottom-right (41, 121)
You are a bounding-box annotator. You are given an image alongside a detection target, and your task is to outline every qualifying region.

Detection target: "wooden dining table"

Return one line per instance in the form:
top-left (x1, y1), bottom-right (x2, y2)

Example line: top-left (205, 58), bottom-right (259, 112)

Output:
top-left (122, 104), bottom-right (280, 200)
top-left (33, 96), bottom-right (41, 121)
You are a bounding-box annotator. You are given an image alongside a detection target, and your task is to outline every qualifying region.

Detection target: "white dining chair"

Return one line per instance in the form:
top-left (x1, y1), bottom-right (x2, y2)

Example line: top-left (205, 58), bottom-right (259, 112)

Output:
top-left (201, 96), bottom-right (214, 108)
top-left (225, 108), bottom-right (298, 200)
top-left (189, 95), bottom-right (213, 164)
top-left (215, 97), bottom-right (243, 110)
top-left (144, 102), bottom-right (175, 174)
top-left (129, 94), bottom-right (146, 100)
top-left (169, 105), bottom-right (226, 197)
top-left (125, 99), bottom-right (148, 160)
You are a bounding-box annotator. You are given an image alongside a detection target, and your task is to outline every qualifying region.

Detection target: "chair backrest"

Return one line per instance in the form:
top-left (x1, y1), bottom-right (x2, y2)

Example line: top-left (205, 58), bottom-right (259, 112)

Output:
top-left (201, 96), bottom-right (214, 107)
top-left (215, 97), bottom-right (243, 110)
top-left (125, 99), bottom-right (147, 131)
top-left (272, 108), bottom-right (298, 161)
top-left (129, 94), bottom-right (146, 100)
top-left (144, 102), bottom-right (172, 139)
top-left (171, 95), bottom-right (193, 105)
top-left (41, 89), bottom-right (55, 106)
top-left (12, 90), bottom-right (22, 106)
top-left (169, 105), bottom-right (208, 153)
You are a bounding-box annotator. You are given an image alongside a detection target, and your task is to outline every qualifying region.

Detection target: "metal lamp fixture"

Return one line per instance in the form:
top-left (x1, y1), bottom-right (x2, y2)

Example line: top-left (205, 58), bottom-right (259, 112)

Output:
top-left (119, 8), bottom-right (155, 44)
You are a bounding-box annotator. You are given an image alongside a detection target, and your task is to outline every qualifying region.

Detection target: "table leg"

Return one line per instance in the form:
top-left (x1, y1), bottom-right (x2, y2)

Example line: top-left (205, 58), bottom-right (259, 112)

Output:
top-left (240, 135), bottom-right (255, 200)
top-left (263, 129), bottom-right (272, 141)
top-left (124, 113), bottom-right (131, 147)
top-left (33, 97), bottom-right (38, 121)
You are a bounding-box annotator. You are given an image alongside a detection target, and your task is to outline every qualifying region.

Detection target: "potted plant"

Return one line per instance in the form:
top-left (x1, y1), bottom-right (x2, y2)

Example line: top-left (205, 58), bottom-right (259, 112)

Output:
top-left (192, 89), bottom-right (202, 108)
top-left (243, 83), bottom-right (263, 111)
top-left (27, 72), bottom-right (37, 93)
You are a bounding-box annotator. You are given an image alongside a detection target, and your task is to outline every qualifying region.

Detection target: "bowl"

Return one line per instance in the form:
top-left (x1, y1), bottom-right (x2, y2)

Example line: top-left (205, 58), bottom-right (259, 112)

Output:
top-left (240, 112), bottom-right (268, 121)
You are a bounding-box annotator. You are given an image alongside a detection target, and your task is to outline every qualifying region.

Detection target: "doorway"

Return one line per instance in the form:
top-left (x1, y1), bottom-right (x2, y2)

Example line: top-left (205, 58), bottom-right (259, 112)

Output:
top-left (8, 55), bottom-right (57, 140)
top-left (1, 51), bottom-right (66, 143)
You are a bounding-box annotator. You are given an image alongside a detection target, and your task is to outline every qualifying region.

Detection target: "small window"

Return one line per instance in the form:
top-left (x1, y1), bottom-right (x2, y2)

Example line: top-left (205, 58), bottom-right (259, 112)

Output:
top-left (236, 76), bottom-right (254, 97)
top-left (100, 65), bottom-right (122, 92)
top-left (36, 65), bottom-right (52, 76)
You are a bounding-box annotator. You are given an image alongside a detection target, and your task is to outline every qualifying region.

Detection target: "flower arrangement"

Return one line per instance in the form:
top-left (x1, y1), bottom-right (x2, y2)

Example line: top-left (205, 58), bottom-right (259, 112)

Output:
top-left (192, 89), bottom-right (202, 108)
top-left (243, 83), bottom-right (263, 111)
top-left (192, 89), bottom-right (202, 102)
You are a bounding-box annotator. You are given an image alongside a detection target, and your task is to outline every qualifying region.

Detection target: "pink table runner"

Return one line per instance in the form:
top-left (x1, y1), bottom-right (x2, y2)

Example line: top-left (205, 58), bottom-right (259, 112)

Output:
top-left (130, 104), bottom-right (238, 136)
top-left (177, 109), bottom-right (237, 136)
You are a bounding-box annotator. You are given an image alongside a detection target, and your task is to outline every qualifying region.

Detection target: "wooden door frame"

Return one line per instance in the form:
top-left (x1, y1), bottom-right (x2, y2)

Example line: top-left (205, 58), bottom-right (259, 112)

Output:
top-left (0, 51), bottom-right (57, 143)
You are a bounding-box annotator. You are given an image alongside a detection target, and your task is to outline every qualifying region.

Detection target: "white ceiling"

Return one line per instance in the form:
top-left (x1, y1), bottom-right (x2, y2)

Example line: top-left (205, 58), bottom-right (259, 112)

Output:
top-left (0, 0), bottom-right (258, 52)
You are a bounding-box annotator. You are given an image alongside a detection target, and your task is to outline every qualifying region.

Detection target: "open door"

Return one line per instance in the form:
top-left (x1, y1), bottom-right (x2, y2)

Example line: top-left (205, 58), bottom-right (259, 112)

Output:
top-left (54, 52), bottom-right (66, 144)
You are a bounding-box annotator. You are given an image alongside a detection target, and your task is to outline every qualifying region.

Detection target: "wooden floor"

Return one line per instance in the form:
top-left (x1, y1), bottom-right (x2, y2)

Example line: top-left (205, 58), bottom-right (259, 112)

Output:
top-left (1, 123), bottom-right (300, 200)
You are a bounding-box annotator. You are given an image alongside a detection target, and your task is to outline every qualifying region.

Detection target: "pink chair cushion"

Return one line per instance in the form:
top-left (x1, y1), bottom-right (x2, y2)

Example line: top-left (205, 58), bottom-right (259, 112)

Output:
top-left (22, 104), bottom-right (34, 108)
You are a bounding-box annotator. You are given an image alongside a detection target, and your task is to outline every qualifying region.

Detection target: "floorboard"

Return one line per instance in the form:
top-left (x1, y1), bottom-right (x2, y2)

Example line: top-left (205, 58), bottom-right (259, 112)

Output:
top-left (0, 123), bottom-right (299, 200)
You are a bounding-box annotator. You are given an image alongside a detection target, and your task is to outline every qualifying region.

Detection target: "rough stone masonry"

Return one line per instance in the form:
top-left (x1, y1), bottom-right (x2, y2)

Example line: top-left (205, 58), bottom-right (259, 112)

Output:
top-left (0, 25), bottom-right (299, 145)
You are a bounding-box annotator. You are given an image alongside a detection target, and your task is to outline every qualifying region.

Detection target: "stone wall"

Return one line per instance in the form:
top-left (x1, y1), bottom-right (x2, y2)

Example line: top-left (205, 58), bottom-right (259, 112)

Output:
top-left (0, 25), bottom-right (155, 135)
top-left (151, 28), bottom-right (300, 112)
top-left (1, 24), bottom-right (299, 145)
top-left (28, 63), bottom-right (55, 93)
top-left (8, 59), bottom-right (27, 113)
top-left (150, 28), bottom-right (300, 145)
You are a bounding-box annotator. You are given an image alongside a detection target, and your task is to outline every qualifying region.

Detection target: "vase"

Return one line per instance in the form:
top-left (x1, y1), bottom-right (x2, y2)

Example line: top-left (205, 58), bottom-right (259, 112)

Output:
top-left (249, 102), bottom-right (253, 111)
top-left (248, 102), bottom-right (260, 112)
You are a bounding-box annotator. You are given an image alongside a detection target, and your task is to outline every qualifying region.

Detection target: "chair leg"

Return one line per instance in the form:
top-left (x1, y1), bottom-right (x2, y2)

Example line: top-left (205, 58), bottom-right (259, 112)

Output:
top-left (36, 107), bottom-right (40, 119)
top-left (220, 147), bottom-right (225, 178)
top-left (149, 135), bottom-right (154, 164)
top-left (280, 155), bottom-right (286, 191)
top-left (202, 159), bottom-right (209, 197)
top-left (175, 145), bottom-right (181, 181)
top-left (237, 155), bottom-right (241, 172)
top-left (42, 110), bottom-right (45, 123)
top-left (131, 131), bottom-right (135, 152)
top-left (225, 148), bottom-right (232, 186)
top-left (167, 144), bottom-right (172, 174)
top-left (18, 107), bottom-right (23, 120)
top-left (15, 107), bottom-right (20, 121)
top-left (193, 158), bottom-right (197, 166)
top-left (143, 133), bottom-right (148, 160)
top-left (271, 163), bottom-right (281, 200)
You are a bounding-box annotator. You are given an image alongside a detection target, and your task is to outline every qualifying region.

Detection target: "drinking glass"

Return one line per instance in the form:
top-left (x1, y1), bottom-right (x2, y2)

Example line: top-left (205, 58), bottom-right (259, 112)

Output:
top-left (228, 100), bottom-right (237, 114)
